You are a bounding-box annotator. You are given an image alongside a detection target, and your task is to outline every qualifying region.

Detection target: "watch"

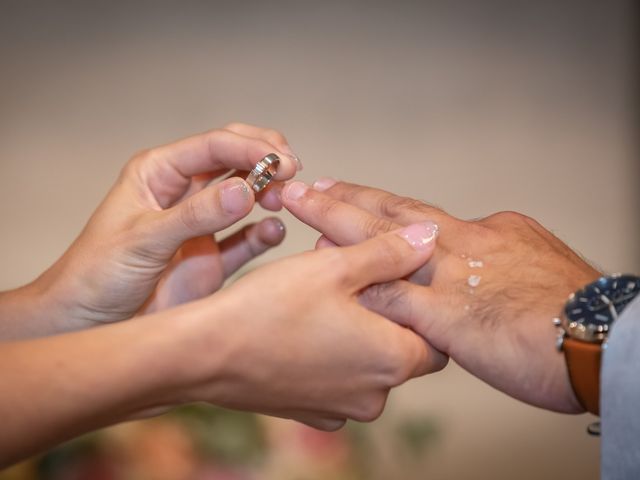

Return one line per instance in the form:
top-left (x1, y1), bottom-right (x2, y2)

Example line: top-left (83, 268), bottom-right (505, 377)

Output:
top-left (554, 274), bottom-right (640, 415)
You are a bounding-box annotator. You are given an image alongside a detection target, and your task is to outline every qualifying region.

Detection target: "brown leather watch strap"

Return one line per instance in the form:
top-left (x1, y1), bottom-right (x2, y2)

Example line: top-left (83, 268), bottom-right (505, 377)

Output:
top-left (563, 337), bottom-right (602, 415)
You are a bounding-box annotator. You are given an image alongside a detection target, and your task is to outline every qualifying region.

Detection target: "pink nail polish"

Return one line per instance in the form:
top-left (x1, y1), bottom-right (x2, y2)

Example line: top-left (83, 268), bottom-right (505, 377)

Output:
top-left (284, 181), bottom-right (309, 201)
top-left (313, 177), bottom-right (337, 192)
top-left (399, 222), bottom-right (439, 250)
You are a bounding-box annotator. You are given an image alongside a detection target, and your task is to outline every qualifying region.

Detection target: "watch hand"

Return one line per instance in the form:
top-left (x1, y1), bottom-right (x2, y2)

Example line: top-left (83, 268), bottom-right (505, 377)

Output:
top-left (600, 294), bottom-right (618, 320)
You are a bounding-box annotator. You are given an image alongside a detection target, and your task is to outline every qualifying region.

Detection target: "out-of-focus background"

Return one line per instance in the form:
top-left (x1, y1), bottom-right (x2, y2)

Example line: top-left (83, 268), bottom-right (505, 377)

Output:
top-left (0, 1), bottom-right (637, 479)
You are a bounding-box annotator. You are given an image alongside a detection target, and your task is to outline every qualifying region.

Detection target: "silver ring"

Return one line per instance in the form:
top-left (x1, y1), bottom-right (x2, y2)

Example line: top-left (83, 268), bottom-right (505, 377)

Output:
top-left (246, 153), bottom-right (280, 193)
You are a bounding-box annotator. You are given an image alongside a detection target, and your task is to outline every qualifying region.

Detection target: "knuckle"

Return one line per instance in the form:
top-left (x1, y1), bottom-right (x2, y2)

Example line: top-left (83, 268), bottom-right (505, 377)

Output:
top-left (122, 148), bottom-right (153, 176)
top-left (384, 331), bottom-right (428, 385)
top-left (360, 215), bottom-right (396, 239)
top-left (353, 394), bottom-right (387, 423)
top-left (264, 128), bottom-right (288, 146)
top-left (378, 195), bottom-right (426, 219)
top-left (178, 197), bottom-right (208, 233)
top-left (388, 348), bottom-right (414, 386)
top-left (315, 196), bottom-right (342, 220)
top-left (364, 282), bottom-right (407, 313)
top-left (483, 210), bottom-right (527, 226)
top-left (319, 248), bottom-right (351, 283)
top-left (222, 121), bottom-right (244, 131)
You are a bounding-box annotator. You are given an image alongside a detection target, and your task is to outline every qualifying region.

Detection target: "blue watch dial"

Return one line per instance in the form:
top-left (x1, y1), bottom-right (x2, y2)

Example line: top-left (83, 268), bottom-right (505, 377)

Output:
top-left (564, 274), bottom-right (640, 329)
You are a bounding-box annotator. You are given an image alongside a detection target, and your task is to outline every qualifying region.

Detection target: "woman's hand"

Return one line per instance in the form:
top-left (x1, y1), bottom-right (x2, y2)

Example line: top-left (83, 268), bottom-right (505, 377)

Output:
top-left (0, 221), bottom-right (447, 465)
top-left (163, 221), bottom-right (448, 431)
top-left (1, 123), bottom-right (300, 339)
top-left (282, 179), bottom-right (601, 413)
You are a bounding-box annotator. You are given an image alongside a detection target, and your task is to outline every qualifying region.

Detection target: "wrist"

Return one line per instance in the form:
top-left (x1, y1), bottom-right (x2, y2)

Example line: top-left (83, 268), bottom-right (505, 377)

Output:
top-left (0, 278), bottom-right (67, 340)
top-left (133, 296), bottom-right (236, 410)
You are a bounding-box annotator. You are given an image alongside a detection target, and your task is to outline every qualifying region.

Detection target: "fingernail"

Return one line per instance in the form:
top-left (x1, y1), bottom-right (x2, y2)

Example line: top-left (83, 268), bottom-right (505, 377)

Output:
top-left (261, 217), bottom-right (286, 236)
top-left (286, 153), bottom-right (303, 171)
top-left (399, 221), bottom-right (439, 251)
top-left (221, 179), bottom-right (251, 214)
top-left (313, 177), bottom-right (337, 192)
top-left (280, 145), bottom-right (303, 171)
top-left (283, 181), bottom-right (309, 201)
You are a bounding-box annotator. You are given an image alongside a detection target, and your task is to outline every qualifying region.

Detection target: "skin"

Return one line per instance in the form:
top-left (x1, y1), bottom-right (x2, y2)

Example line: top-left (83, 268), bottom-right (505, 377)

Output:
top-left (0, 126), bottom-right (446, 465)
top-left (282, 178), bottom-right (602, 413)
top-left (0, 223), bottom-right (446, 466)
top-left (0, 123), bottom-right (299, 339)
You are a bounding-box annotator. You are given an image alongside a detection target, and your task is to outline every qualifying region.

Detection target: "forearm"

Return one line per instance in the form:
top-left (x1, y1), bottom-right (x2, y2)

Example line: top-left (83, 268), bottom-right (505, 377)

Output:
top-left (0, 281), bottom-right (62, 340)
top-left (0, 308), bottom-right (204, 467)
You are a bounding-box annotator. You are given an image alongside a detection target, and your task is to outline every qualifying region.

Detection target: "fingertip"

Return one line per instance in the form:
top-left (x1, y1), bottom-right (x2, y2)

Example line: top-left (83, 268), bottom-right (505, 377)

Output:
top-left (257, 217), bottom-right (286, 246)
top-left (315, 235), bottom-right (338, 249)
top-left (258, 182), bottom-right (284, 211)
top-left (273, 151), bottom-right (299, 180)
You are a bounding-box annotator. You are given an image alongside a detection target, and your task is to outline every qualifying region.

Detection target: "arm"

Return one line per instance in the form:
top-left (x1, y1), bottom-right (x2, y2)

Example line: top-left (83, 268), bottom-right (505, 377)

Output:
top-left (0, 223), bottom-right (446, 466)
top-left (0, 123), bottom-right (299, 340)
top-left (282, 179), bottom-right (603, 413)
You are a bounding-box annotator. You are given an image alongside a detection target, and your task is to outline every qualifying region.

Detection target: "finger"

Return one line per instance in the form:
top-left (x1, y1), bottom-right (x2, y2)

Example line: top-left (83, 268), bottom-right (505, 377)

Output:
top-left (340, 221), bottom-right (439, 289)
top-left (169, 170), bottom-right (231, 206)
top-left (257, 180), bottom-right (284, 211)
top-left (291, 416), bottom-right (346, 432)
top-left (223, 122), bottom-right (303, 171)
top-left (137, 128), bottom-right (298, 208)
top-left (257, 406), bottom-right (347, 431)
top-left (359, 280), bottom-right (445, 351)
top-left (282, 181), bottom-right (400, 246)
top-left (315, 235), bottom-right (337, 249)
top-left (233, 169), bottom-right (284, 212)
top-left (219, 217), bottom-right (286, 277)
top-left (313, 178), bottom-right (450, 225)
top-left (149, 177), bottom-right (255, 253)
top-left (393, 323), bottom-right (450, 378)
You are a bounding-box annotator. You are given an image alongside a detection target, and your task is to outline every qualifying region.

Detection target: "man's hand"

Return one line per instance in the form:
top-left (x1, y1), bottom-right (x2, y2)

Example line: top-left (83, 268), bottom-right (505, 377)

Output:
top-left (282, 179), bottom-right (601, 413)
top-left (1, 123), bottom-right (300, 339)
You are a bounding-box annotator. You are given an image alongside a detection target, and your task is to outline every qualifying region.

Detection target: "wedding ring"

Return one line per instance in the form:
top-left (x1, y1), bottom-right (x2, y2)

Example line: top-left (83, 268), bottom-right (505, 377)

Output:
top-left (246, 153), bottom-right (280, 193)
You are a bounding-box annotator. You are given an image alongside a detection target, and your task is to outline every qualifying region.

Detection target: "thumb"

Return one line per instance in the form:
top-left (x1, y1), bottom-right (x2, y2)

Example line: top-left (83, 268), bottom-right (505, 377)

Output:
top-left (340, 221), bottom-right (438, 289)
top-left (147, 177), bottom-right (255, 253)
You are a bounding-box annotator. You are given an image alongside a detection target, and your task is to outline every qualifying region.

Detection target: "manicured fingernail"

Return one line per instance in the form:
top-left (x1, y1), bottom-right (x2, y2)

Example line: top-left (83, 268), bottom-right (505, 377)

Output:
top-left (399, 221), bottom-right (439, 250)
top-left (313, 177), bottom-right (337, 191)
top-left (283, 181), bottom-right (309, 201)
top-left (221, 179), bottom-right (251, 214)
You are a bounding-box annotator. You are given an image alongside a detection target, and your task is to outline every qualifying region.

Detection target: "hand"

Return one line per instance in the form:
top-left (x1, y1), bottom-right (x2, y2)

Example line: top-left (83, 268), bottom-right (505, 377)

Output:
top-left (0, 222), bottom-right (447, 464)
top-left (6, 123), bottom-right (300, 338)
top-left (281, 179), bottom-right (602, 413)
top-left (165, 221), bottom-right (448, 431)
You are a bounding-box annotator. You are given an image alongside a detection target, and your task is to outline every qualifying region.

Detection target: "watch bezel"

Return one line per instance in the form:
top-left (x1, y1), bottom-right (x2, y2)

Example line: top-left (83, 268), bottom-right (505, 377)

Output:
top-left (557, 273), bottom-right (640, 345)
top-left (559, 302), bottom-right (609, 344)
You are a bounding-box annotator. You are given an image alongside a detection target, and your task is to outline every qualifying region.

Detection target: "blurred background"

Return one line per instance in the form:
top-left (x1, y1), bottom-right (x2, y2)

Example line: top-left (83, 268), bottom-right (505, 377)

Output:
top-left (0, 1), bottom-right (637, 479)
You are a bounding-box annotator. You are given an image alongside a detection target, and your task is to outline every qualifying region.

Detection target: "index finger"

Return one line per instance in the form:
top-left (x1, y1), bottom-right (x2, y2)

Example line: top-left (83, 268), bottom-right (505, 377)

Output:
top-left (282, 181), bottom-right (401, 246)
top-left (313, 179), bottom-right (451, 226)
top-left (133, 128), bottom-right (298, 209)
top-left (151, 128), bottom-right (298, 181)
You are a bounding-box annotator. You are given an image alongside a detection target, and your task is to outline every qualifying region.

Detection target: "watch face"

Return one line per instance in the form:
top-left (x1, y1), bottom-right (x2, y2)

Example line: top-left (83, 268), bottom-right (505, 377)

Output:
top-left (564, 274), bottom-right (640, 341)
